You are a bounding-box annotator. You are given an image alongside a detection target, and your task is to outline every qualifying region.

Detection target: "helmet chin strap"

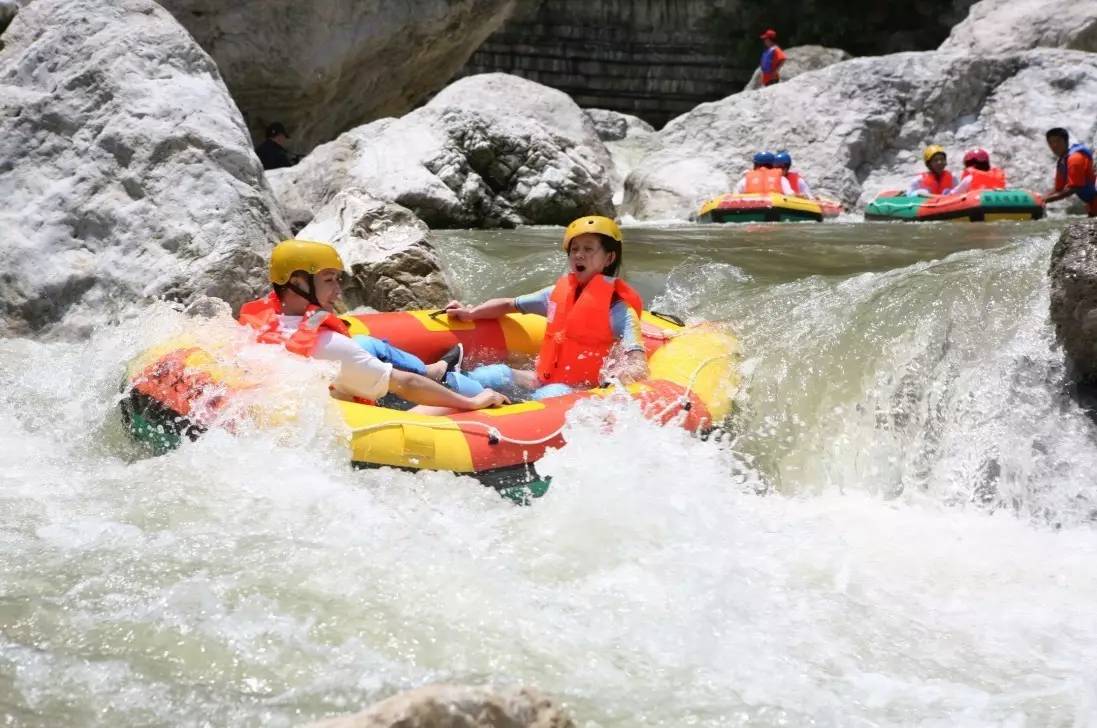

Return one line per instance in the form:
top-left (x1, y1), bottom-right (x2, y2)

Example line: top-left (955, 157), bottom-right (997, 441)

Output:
top-left (286, 273), bottom-right (321, 308)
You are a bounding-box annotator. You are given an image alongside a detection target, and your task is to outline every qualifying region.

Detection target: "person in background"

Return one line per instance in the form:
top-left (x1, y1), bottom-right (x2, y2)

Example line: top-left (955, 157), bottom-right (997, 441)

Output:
top-left (906, 145), bottom-right (957, 196)
top-left (1044, 128), bottom-right (1097, 217)
top-left (950, 148), bottom-right (1007, 194)
top-left (773, 150), bottom-right (815, 198)
top-left (759, 29), bottom-right (787, 87)
top-left (734, 151), bottom-right (794, 195)
top-left (255, 122), bottom-right (297, 171)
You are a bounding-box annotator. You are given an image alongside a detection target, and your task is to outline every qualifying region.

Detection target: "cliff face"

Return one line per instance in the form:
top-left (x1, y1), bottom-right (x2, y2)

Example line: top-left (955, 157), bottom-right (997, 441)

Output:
top-left (461, 0), bottom-right (975, 128)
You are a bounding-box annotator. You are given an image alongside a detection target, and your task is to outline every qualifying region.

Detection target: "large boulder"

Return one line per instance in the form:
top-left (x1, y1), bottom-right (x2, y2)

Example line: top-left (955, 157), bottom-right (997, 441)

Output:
top-left (306, 684), bottom-right (574, 728)
top-left (622, 49), bottom-right (1097, 220)
top-left (1049, 221), bottom-right (1097, 385)
top-left (941, 0), bottom-right (1097, 54)
top-left (743, 45), bottom-right (853, 91)
top-left (583, 108), bottom-right (655, 142)
top-left (296, 189), bottom-right (454, 311)
top-left (159, 1), bottom-right (519, 153)
top-left (0, 0), bottom-right (288, 338)
top-left (270, 73), bottom-right (615, 229)
top-left (583, 108), bottom-right (657, 205)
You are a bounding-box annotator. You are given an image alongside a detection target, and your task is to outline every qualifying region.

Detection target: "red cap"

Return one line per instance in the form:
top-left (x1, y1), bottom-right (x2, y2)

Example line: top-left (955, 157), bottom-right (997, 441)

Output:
top-left (760, 29), bottom-right (778, 40)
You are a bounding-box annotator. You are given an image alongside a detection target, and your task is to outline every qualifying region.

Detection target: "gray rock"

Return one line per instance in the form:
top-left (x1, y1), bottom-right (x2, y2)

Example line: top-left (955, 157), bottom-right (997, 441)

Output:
top-left (0, 0), bottom-right (17, 37)
top-left (1049, 221), bottom-right (1097, 384)
top-left (297, 189), bottom-right (454, 311)
top-left (305, 684), bottom-right (574, 728)
top-left (743, 45), bottom-right (853, 91)
top-left (583, 108), bottom-right (655, 142)
top-left (158, 0), bottom-right (520, 153)
top-left (0, 0), bottom-right (288, 338)
top-left (622, 49), bottom-right (1097, 220)
top-left (271, 73), bottom-right (615, 229)
top-left (941, 0), bottom-right (1097, 54)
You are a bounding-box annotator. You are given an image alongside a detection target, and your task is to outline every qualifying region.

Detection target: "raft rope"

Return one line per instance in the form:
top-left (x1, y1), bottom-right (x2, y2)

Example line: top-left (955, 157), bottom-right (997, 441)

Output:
top-left (347, 351), bottom-right (739, 446)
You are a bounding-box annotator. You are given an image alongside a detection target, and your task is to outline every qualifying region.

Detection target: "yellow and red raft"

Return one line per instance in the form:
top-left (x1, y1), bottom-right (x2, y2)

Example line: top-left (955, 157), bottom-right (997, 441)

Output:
top-left (120, 310), bottom-right (741, 499)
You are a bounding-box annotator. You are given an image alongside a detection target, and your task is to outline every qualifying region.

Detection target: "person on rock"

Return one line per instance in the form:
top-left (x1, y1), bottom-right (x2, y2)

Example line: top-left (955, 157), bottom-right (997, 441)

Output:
top-left (255, 122), bottom-right (298, 171)
top-left (1044, 128), bottom-right (1097, 217)
top-left (239, 239), bottom-right (508, 411)
top-left (773, 150), bottom-right (816, 198)
top-left (758, 29), bottom-right (787, 87)
top-left (734, 151), bottom-right (794, 195)
top-left (443, 216), bottom-right (647, 401)
top-left (949, 148), bottom-right (1007, 194)
top-left (906, 145), bottom-right (958, 196)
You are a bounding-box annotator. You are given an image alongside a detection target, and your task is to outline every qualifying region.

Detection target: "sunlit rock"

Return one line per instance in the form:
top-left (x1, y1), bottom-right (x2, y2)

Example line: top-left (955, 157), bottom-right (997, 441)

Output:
top-left (296, 189), bottom-right (453, 311)
top-left (622, 49), bottom-right (1097, 219)
top-left (0, 0), bottom-right (287, 338)
top-left (941, 0), bottom-right (1097, 53)
top-left (270, 73), bottom-right (615, 229)
top-left (158, 0), bottom-right (520, 152)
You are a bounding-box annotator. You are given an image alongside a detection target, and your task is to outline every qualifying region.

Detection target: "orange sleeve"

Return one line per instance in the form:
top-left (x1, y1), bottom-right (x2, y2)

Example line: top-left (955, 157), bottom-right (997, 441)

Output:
top-left (1067, 153), bottom-right (1091, 188)
top-left (775, 48), bottom-right (787, 64)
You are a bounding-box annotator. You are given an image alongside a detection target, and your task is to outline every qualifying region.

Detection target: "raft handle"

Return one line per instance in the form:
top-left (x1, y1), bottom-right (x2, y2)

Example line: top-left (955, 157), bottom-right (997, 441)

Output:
top-left (649, 310), bottom-right (686, 327)
top-left (427, 309), bottom-right (448, 321)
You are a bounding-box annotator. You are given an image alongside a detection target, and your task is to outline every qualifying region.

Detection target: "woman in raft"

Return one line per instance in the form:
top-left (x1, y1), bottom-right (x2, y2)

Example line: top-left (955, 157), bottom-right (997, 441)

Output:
top-left (445, 215), bottom-right (648, 400)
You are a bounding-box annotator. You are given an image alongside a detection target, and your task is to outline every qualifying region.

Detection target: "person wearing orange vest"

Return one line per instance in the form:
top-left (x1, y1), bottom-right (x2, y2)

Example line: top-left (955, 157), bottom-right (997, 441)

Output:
top-left (444, 216), bottom-right (647, 400)
top-left (954, 148), bottom-right (1007, 193)
top-left (906, 145), bottom-right (958, 196)
top-left (734, 151), bottom-right (795, 195)
top-left (238, 239), bottom-right (508, 411)
top-left (758, 29), bottom-right (787, 87)
top-left (1044, 127), bottom-right (1097, 217)
top-left (773, 150), bottom-right (815, 198)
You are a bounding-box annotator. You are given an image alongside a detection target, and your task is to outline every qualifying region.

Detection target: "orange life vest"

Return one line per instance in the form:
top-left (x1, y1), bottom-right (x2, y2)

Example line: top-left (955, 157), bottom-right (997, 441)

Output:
top-left (964, 167), bottom-right (1007, 191)
top-left (535, 274), bottom-right (644, 387)
top-left (786, 171), bottom-right (802, 194)
top-left (238, 291), bottom-right (349, 357)
top-left (744, 168), bottom-right (785, 194)
top-left (919, 170), bottom-right (957, 195)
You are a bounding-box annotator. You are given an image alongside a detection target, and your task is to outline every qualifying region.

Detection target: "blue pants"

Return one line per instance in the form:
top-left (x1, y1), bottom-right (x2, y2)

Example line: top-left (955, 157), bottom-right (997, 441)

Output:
top-left (353, 335), bottom-right (484, 397)
top-left (466, 364), bottom-right (574, 401)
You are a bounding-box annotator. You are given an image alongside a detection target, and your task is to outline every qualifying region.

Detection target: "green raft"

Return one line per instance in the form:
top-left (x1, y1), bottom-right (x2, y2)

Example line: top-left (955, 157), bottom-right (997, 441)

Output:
top-left (865, 188), bottom-right (1045, 222)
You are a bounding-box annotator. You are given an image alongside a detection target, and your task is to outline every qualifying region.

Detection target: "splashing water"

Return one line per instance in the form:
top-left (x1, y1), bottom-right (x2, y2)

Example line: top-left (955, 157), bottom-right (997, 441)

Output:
top-left (2, 222), bottom-right (1097, 726)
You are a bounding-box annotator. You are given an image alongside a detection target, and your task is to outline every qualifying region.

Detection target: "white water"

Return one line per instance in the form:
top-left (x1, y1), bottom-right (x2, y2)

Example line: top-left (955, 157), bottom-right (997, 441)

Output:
top-left (3, 223), bottom-right (1097, 726)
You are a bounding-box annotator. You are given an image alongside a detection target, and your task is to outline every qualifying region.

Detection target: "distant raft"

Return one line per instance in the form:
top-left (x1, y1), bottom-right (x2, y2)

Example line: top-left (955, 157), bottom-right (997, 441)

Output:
top-left (697, 193), bottom-right (843, 223)
top-left (865, 188), bottom-right (1046, 222)
top-left (120, 310), bottom-right (741, 501)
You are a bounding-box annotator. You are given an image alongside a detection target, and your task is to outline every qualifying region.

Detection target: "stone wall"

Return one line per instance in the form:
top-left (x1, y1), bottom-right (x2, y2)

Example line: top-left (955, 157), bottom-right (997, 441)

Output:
top-left (460, 0), bottom-right (975, 128)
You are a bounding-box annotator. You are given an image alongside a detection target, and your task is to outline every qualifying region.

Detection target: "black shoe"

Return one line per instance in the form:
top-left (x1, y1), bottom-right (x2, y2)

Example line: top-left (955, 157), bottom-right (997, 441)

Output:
top-left (440, 343), bottom-right (464, 375)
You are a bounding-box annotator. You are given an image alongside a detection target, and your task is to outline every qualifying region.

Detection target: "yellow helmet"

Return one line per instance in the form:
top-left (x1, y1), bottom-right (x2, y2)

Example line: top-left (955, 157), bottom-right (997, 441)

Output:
top-left (562, 215), bottom-right (622, 251)
top-left (269, 239), bottom-right (344, 285)
top-left (922, 145), bottom-right (946, 163)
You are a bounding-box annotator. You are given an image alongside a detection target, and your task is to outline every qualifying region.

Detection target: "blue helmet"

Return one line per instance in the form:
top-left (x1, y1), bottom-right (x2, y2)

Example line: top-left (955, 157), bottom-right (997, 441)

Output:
top-left (774, 150), bottom-right (792, 167)
top-left (753, 151), bottom-right (776, 167)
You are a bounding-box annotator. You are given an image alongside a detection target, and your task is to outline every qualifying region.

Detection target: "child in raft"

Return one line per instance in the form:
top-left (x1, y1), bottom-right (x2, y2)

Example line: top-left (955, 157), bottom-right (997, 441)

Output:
top-left (444, 215), bottom-right (648, 400)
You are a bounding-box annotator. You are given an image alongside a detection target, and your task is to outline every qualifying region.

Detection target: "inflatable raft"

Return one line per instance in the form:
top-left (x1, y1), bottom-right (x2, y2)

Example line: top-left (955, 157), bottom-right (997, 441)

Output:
top-left (697, 193), bottom-right (842, 223)
top-left (865, 188), bottom-right (1045, 222)
top-left (120, 310), bottom-right (740, 501)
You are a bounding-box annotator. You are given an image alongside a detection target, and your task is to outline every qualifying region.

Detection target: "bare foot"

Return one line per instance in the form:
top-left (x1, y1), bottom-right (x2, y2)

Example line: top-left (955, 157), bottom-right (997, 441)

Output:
top-left (512, 369), bottom-right (538, 389)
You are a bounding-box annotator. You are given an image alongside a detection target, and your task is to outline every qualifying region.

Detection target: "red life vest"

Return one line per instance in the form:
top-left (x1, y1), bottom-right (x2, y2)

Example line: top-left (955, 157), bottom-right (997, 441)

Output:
top-left (919, 170), bottom-right (956, 195)
top-left (786, 171), bottom-right (802, 194)
top-left (744, 168), bottom-right (785, 194)
top-left (535, 274), bottom-right (644, 387)
top-left (964, 167), bottom-right (1007, 191)
top-left (238, 291), bottom-right (349, 357)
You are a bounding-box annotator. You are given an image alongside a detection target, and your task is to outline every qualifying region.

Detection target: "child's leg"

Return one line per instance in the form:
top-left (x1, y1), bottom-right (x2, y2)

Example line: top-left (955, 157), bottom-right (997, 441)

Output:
top-left (353, 335), bottom-right (428, 376)
top-left (443, 371), bottom-right (485, 397)
top-left (466, 363), bottom-right (516, 390)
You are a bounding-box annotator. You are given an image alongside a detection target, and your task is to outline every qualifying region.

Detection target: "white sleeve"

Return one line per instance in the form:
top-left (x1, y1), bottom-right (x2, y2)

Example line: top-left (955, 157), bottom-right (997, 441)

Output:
top-left (906, 176), bottom-right (925, 195)
top-left (948, 176), bottom-right (971, 195)
top-left (312, 330), bottom-right (393, 401)
top-left (797, 178), bottom-right (814, 197)
top-left (780, 176), bottom-right (794, 195)
top-left (734, 177), bottom-right (747, 193)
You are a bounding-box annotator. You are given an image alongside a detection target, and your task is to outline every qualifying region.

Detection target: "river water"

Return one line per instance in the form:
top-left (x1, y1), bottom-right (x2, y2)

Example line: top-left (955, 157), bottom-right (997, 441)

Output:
top-left (2, 220), bottom-right (1097, 726)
